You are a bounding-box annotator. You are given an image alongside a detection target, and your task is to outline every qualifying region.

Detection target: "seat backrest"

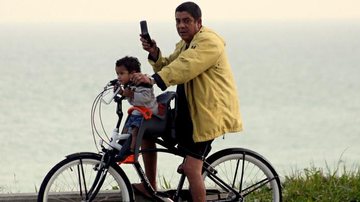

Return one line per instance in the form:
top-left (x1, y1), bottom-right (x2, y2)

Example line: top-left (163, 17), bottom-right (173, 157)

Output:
top-left (142, 91), bottom-right (177, 134)
top-left (155, 91), bottom-right (177, 118)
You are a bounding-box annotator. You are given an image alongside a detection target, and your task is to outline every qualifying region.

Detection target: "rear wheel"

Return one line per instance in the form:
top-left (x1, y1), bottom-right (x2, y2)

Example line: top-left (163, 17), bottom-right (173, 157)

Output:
top-left (38, 152), bottom-right (134, 202)
top-left (203, 148), bottom-right (282, 201)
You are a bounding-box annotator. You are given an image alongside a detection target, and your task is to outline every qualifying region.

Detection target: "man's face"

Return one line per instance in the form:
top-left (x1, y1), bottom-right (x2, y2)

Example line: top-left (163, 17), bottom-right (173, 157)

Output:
top-left (175, 11), bottom-right (201, 43)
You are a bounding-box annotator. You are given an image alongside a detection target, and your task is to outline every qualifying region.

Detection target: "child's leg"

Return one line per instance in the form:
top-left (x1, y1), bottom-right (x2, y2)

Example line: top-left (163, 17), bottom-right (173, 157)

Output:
top-left (130, 127), bottom-right (139, 152)
top-left (122, 128), bottom-right (128, 134)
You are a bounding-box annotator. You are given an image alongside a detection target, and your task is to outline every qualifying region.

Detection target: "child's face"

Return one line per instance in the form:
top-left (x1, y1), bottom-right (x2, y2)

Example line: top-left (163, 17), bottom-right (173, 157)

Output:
top-left (115, 65), bottom-right (132, 85)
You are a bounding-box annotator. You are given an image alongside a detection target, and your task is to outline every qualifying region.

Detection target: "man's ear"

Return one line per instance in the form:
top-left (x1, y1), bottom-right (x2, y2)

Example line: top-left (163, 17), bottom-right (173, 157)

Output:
top-left (197, 18), bottom-right (202, 27)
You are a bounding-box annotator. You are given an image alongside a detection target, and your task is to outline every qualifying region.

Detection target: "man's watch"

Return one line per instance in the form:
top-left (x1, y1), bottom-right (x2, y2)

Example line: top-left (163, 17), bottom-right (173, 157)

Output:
top-left (145, 74), bottom-right (155, 85)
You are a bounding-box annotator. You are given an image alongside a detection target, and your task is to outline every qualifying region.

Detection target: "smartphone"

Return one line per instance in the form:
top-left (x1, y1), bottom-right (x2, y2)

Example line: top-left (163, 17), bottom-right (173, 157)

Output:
top-left (140, 20), bottom-right (154, 46)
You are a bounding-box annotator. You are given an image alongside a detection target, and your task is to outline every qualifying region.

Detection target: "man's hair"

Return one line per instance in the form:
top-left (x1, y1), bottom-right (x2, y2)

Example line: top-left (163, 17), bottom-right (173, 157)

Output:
top-left (115, 56), bottom-right (141, 73)
top-left (175, 1), bottom-right (202, 20)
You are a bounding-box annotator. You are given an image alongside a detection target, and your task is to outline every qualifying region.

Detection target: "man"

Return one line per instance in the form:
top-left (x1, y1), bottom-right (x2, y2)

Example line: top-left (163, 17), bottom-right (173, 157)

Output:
top-left (133, 2), bottom-right (242, 201)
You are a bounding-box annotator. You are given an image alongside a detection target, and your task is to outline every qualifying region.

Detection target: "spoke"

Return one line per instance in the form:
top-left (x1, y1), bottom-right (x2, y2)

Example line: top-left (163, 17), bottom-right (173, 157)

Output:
top-left (79, 159), bottom-right (89, 200)
top-left (241, 177), bottom-right (276, 197)
top-left (232, 158), bottom-right (240, 189)
top-left (207, 172), bottom-right (231, 192)
top-left (205, 166), bottom-right (242, 200)
top-left (77, 163), bottom-right (83, 198)
top-left (41, 156), bottom-right (130, 202)
top-left (203, 150), bottom-right (280, 201)
top-left (239, 152), bottom-right (245, 192)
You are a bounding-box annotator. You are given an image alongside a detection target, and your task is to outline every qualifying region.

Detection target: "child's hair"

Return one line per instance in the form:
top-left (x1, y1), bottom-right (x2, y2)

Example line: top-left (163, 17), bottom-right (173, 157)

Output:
top-left (115, 56), bottom-right (141, 73)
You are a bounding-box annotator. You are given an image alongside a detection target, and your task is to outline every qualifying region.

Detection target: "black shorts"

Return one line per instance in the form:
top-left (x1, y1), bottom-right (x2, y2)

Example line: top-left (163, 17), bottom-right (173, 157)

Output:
top-left (175, 84), bottom-right (213, 160)
top-left (178, 138), bottom-right (213, 160)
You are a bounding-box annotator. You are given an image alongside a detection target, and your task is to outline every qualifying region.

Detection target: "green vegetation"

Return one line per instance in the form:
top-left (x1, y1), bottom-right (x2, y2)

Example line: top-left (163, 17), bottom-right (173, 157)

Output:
top-left (282, 164), bottom-right (360, 201)
top-left (160, 175), bottom-right (172, 190)
top-left (156, 162), bottom-right (360, 201)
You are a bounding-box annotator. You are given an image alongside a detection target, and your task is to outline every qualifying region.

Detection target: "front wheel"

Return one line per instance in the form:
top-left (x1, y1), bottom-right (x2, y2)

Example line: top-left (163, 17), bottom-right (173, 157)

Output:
top-left (38, 152), bottom-right (134, 202)
top-left (203, 148), bottom-right (282, 201)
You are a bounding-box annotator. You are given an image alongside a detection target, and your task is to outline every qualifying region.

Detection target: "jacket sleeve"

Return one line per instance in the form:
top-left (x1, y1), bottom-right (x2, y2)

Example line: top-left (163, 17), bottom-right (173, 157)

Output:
top-left (157, 31), bottom-right (225, 87)
top-left (149, 41), bottom-right (185, 73)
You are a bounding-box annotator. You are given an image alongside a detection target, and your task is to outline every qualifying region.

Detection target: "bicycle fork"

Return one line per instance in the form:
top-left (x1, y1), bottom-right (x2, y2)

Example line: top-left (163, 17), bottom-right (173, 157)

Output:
top-left (85, 152), bottom-right (112, 201)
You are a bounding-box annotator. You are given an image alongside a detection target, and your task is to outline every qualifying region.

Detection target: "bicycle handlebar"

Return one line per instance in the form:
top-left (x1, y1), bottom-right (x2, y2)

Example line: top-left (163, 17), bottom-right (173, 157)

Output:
top-left (107, 79), bottom-right (119, 86)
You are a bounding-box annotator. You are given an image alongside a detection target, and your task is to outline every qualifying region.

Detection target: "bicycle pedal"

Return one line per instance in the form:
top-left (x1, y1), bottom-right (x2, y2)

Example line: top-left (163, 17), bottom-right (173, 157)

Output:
top-left (155, 191), bottom-right (173, 202)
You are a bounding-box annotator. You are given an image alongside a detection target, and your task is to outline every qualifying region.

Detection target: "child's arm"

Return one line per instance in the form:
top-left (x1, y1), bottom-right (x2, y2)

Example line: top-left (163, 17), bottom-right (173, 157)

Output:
top-left (132, 87), bottom-right (155, 105)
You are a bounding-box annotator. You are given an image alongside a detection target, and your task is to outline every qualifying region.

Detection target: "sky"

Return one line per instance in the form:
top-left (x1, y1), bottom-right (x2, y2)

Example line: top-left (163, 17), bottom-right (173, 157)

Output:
top-left (0, 0), bottom-right (359, 23)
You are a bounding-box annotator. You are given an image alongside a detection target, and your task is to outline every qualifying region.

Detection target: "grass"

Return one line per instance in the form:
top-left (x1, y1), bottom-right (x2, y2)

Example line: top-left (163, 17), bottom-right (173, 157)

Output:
top-left (282, 163), bottom-right (360, 201)
top-left (0, 174), bottom-right (38, 194)
top-left (156, 160), bottom-right (360, 201)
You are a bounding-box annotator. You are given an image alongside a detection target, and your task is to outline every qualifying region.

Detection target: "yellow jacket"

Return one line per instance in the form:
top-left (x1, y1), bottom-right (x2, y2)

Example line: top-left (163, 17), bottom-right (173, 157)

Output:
top-left (150, 26), bottom-right (243, 142)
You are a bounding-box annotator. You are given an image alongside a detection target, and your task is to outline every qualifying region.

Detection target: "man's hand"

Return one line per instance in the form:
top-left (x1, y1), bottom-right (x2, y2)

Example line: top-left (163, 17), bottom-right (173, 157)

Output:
top-left (131, 72), bottom-right (152, 86)
top-left (121, 88), bottom-right (134, 98)
top-left (140, 35), bottom-right (159, 60)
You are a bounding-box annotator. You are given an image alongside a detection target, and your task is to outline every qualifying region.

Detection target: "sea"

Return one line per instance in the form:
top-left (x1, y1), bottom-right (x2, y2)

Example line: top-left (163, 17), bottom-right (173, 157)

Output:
top-left (0, 20), bottom-right (359, 193)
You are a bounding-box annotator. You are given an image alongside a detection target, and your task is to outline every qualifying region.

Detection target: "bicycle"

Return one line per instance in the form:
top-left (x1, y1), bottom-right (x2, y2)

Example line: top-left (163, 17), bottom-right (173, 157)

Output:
top-left (38, 80), bottom-right (282, 202)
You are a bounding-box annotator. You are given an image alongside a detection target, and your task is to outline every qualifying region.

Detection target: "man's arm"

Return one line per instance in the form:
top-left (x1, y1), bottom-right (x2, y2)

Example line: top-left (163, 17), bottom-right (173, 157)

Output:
top-left (149, 41), bottom-right (186, 73)
top-left (157, 32), bottom-right (224, 87)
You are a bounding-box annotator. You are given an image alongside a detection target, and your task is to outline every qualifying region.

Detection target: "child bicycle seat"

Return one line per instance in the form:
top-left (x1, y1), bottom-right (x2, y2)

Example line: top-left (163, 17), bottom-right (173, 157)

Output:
top-left (132, 91), bottom-right (178, 160)
top-left (127, 106), bottom-right (153, 120)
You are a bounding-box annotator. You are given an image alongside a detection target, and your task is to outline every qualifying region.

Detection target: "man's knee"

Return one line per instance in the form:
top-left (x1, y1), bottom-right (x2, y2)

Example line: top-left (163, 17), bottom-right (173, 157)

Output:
top-left (142, 138), bottom-right (156, 148)
top-left (182, 157), bottom-right (202, 177)
top-left (183, 164), bottom-right (197, 177)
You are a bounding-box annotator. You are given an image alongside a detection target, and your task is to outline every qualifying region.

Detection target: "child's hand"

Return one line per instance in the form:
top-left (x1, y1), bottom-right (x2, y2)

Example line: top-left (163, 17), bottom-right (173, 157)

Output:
top-left (118, 88), bottom-right (123, 95)
top-left (122, 88), bottom-right (134, 98)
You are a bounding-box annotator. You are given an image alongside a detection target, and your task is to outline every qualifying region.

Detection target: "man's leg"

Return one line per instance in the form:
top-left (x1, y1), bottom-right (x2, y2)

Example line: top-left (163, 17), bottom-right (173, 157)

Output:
top-left (183, 155), bottom-right (206, 202)
top-left (141, 138), bottom-right (157, 189)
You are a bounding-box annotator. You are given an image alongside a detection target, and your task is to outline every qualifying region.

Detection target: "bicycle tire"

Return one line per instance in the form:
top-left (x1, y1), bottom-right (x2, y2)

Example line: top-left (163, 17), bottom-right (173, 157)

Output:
top-left (38, 152), bottom-right (134, 202)
top-left (202, 148), bottom-right (282, 202)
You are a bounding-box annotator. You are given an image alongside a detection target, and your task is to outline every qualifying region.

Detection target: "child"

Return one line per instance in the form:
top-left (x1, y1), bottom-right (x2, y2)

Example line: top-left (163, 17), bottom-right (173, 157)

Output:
top-left (115, 56), bottom-right (158, 160)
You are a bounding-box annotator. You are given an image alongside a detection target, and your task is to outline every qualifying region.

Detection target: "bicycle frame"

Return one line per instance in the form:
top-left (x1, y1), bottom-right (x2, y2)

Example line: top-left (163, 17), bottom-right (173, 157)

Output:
top-left (92, 89), bottom-right (244, 201)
